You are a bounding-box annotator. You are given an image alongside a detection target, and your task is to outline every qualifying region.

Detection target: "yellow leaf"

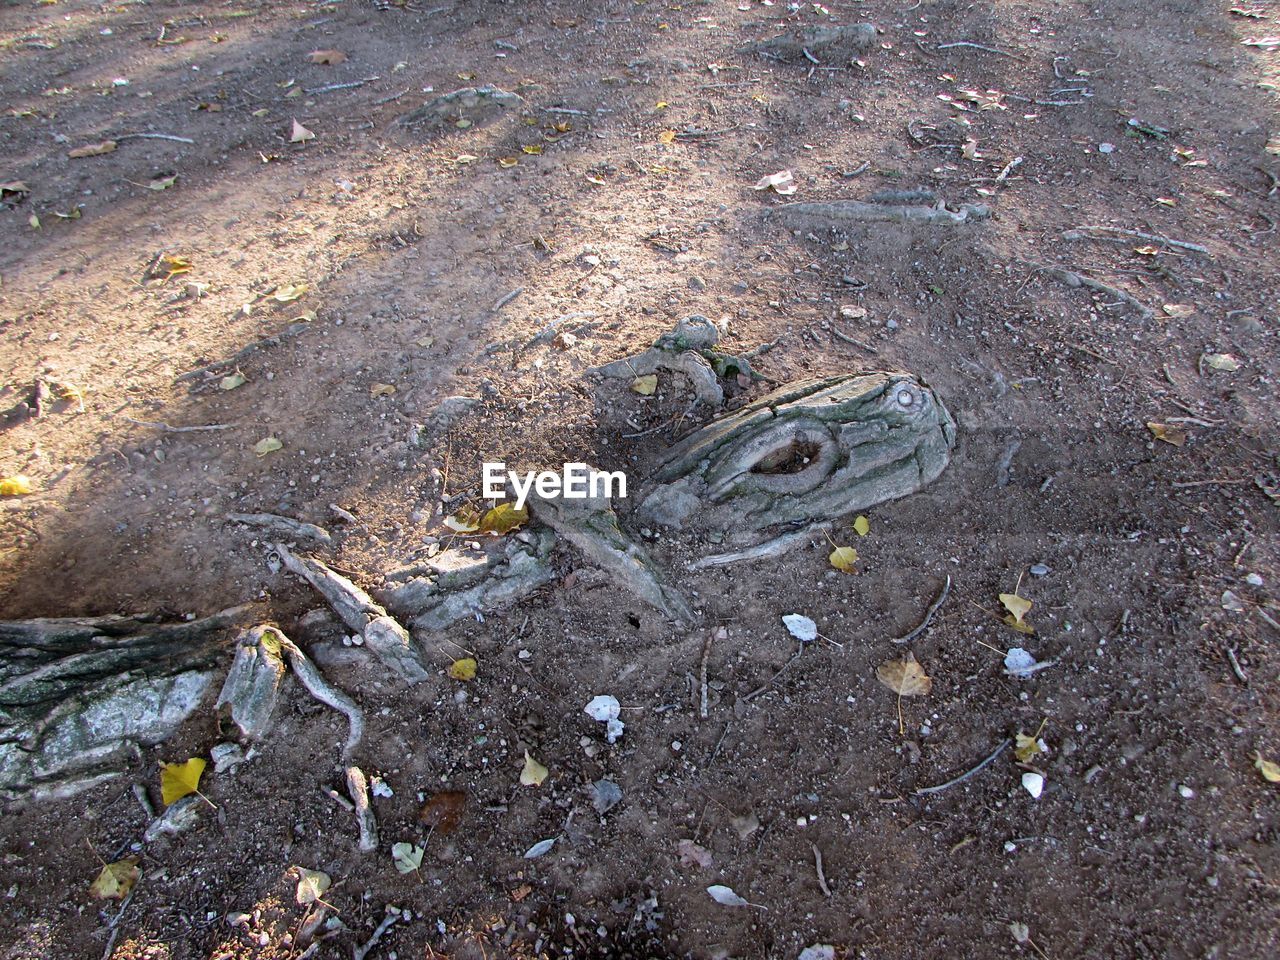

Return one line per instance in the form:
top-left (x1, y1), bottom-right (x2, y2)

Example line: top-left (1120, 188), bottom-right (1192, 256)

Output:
top-left (251, 108), bottom-right (269, 118)
top-left (89, 857), bottom-right (139, 900)
top-left (553, 121), bottom-right (571, 133)
top-left (875, 651), bottom-right (932, 697)
top-left (1162, 303), bottom-right (1194, 318)
top-left (0, 475), bottom-right (35, 496)
top-left (1003, 615), bottom-right (1035, 635)
top-left (853, 515), bottom-right (870, 537)
top-left (657, 130), bottom-right (677, 145)
top-left (1203, 353), bottom-right (1240, 372)
top-left (1133, 245), bottom-right (1160, 256)
top-left (68, 140), bottom-right (117, 158)
top-left (289, 119), bottom-right (315, 143)
top-left (1155, 197), bottom-right (1176, 207)
top-left (307, 49), bottom-right (347, 65)
top-left (999, 592), bottom-right (1033, 624)
top-left (655, 101), bottom-right (669, 110)
top-left (28, 214), bottom-right (40, 229)
top-left (293, 867), bottom-right (330, 904)
top-left (1147, 422), bottom-right (1186, 447)
top-left (448, 657), bottom-right (477, 681)
top-left (453, 154), bottom-right (479, 164)
top-left (370, 382), bottom-right (397, 398)
top-left (498, 156), bottom-right (519, 168)
top-left (159, 254), bottom-right (192, 280)
top-left (285, 87), bottom-right (302, 99)
top-left (443, 504), bottom-right (482, 533)
top-left (630, 374), bottom-right (658, 395)
top-left (1014, 732), bottom-right (1044, 763)
top-left (160, 757), bottom-right (206, 806)
top-left (271, 283), bottom-right (308, 302)
top-left (584, 173), bottom-right (606, 186)
top-left (253, 437), bottom-right (283, 457)
top-left (479, 502), bottom-right (529, 534)
top-left (828, 545), bottom-right (859, 573)
top-left (457, 71), bottom-right (476, 81)
top-left (520, 751), bottom-right (548, 786)
top-left (1254, 752), bottom-right (1280, 783)
top-left (522, 145), bottom-right (543, 155)
top-left (219, 372), bottom-right (246, 390)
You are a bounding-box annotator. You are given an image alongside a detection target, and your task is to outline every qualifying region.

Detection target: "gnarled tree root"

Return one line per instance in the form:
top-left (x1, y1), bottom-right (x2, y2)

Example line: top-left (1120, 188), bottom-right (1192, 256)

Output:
top-left (275, 544), bottom-right (429, 683)
top-left (590, 315), bottom-right (753, 407)
top-left (0, 604), bottom-right (255, 802)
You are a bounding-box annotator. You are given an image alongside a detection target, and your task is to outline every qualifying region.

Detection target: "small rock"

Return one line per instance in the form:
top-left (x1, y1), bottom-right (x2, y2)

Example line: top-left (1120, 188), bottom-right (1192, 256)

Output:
top-left (227, 911), bottom-right (251, 928)
top-left (591, 779), bottom-right (623, 815)
top-left (798, 947), bottom-right (836, 960)
top-left (1029, 563), bottom-right (1050, 577)
top-left (688, 276), bottom-right (707, 292)
top-left (1099, 142), bottom-right (1115, 154)
top-left (1021, 772), bottom-right (1044, 799)
top-left (1178, 783), bottom-right (1195, 799)
top-left (211, 742), bottom-right (245, 774)
top-left (144, 795), bottom-right (203, 842)
top-left (1245, 572), bottom-right (1263, 587)
top-left (839, 305), bottom-right (867, 320)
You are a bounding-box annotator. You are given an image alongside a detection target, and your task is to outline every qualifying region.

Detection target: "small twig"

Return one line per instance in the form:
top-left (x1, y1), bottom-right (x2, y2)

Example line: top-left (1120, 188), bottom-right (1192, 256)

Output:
top-left (915, 738), bottom-right (1012, 795)
top-left (1065, 225), bottom-right (1210, 256)
top-left (744, 649), bottom-right (804, 702)
top-left (801, 47), bottom-right (821, 65)
top-left (936, 41), bottom-right (1019, 57)
top-left (372, 87), bottom-right (411, 106)
top-left (323, 786), bottom-right (355, 812)
top-left (121, 417), bottom-right (233, 432)
top-left (176, 321), bottom-right (311, 382)
top-left (891, 575), bottom-right (952, 644)
top-left (542, 106), bottom-right (588, 116)
top-left (1170, 477), bottom-right (1249, 489)
top-left (491, 287), bottom-right (524, 312)
top-left (698, 79), bottom-right (761, 89)
top-left (131, 783), bottom-right (155, 820)
top-left (353, 906), bottom-right (401, 960)
top-left (994, 156), bottom-right (1023, 185)
top-left (1066, 342), bottom-right (1118, 365)
top-left (1224, 647), bottom-right (1247, 684)
top-left (1030, 264), bottom-right (1153, 319)
top-left (304, 77), bottom-right (379, 95)
top-left (831, 328), bottom-right (878, 354)
top-left (699, 631), bottom-right (713, 720)
top-left (346, 767), bottom-right (379, 853)
top-left (811, 844), bottom-right (832, 897)
top-left (115, 132), bottom-right (195, 144)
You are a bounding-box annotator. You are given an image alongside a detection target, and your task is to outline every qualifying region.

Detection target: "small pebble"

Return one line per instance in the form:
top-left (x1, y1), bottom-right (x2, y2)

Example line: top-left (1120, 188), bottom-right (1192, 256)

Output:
top-left (1178, 784), bottom-right (1194, 799)
top-left (1099, 142), bottom-right (1115, 154)
top-left (1029, 563), bottom-right (1050, 577)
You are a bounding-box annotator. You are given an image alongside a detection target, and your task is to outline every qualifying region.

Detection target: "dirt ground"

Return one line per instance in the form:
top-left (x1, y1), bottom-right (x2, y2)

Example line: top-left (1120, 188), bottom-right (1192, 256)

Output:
top-left (1, 0), bottom-right (1279, 957)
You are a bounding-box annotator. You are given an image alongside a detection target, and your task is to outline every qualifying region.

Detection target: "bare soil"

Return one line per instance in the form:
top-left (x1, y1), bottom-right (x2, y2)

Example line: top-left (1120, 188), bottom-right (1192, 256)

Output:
top-left (1, 1), bottom-right (1278, 958)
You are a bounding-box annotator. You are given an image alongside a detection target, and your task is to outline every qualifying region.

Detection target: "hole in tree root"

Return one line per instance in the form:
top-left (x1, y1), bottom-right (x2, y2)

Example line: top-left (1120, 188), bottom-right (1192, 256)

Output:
top-left (751, 439), bottom-right (824, 475)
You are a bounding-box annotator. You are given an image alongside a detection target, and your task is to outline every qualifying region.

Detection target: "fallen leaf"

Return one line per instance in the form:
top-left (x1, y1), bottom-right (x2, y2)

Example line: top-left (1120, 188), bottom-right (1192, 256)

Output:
top-left (1147, 422), bottom-right (1187, 447)
top-left (448, 657), bottom-right (477, 681)
top-left (457, 71), bottom-right (476, 80)
top-left (630, 374), bottom-right (658, 396)
top-left (418, 791), bottom-right (466, 834)
top-left (1254, 752), bottom-right (1280, 783)
top-left (28, 214), bottom-right (40, 229)
top-left (522, 144), bottom-right (543, 155)
top-left (289, 119), bottom-right (315, 143)
top-left (294, 867), bottom-right (330, 904)
top-left (219, 372), bottom-right (246, 391)
top-left (159, 756), bottom-right (206, 806)
top-left (391, 842), bottom-right (424, 874)
top-left (677, 839), bottom-right (714, 869)
top-left (0, 475), bottom-right (35, 497)
top-left (999, 592), bottom-right (1035, 634)
top-left (852, 515), bottom-right (870, 536)
top-left (307, 49), bottom-right (347, 65)
top-left (520, 751), bottom-right (548, 786)
top-left (253, 437), bottom-right (283, 457)
top-left (828, 545), bottom-right (859, 573)
top-left (147, 174), bottom-right (177, 191)
top-left (655, 101), bottom-right (669, 110)
top-left (443, 504), bottom-right (482, 533)
top-left (753, 169), bottom-right (796, 195)
top-left (706, 885), bottom-right (752, 911)
top-left (523, 837), bottom-right (556, 858)
top-left (1155, 197), bottom-right (1177, 207)
top-left (552, 121), bottom-right (571, 133)
top-left (454, 118), bottom-right (472, 129)
top-left (1203, 353), bottom-right (1240, 372)
top-left (1134, 245), bottom-right (1160, 256)
top-left (961, 138), bottom-right (979, 160)
top-left (876, 651), bottom-right (932, 697)
top-left (68, 140), bottom-right (117, 158)
top-left (453, 154), bottom-right (479, 164)
top-left (89, 858), bottom-right (139, 900)
top-left (1014, 732), bottom-right (1044, 763)
top-left (658, 129), bottom-right (677, 144)
top-left (0, 181), bottom-right (30, 197)
top-left (252, 108), bottom-right (270, 118)
top-left (782, 613), bottom-right (818, 643)
top-left (158, 254), bottom-right (192, 281)
top-left (1162, 303), bottom-right (1194, 318)
top-left (271, 283), bottom-right (308, 302)
top-left (478, 502), bottom-right (528, 534)
top-left (370, 382), bottom-right (397, 398)
top-left (498, 156), bottom-right (519, 168)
